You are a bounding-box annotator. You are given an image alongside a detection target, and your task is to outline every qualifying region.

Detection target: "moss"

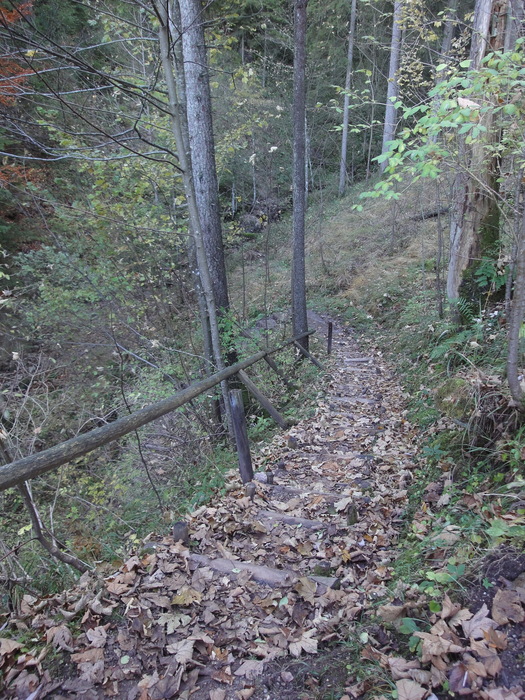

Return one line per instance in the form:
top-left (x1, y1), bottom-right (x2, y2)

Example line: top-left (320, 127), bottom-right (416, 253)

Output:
top-left (434, 377), bottom-right (474, 421)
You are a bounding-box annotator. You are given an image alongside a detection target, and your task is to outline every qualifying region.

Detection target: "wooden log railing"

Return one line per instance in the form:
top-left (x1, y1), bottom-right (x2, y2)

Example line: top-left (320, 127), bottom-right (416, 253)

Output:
top-left (0, 332), bottom-right (316, 492)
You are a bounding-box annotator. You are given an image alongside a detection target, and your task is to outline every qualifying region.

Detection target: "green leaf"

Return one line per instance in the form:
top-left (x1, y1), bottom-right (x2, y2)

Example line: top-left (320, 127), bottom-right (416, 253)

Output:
top-left (426, 570), bottom-right (453, 583)
top-left (429, 600), bottom-right (441, 613)
top-left (399, 617), bottom-right (419, 635)
top-left (486, 519), bottom-right (509, 538)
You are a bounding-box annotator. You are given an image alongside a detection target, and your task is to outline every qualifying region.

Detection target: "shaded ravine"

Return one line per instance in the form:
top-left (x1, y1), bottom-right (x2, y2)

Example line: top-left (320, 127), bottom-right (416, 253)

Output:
top-left (1, 317), bottom-right (420, 700)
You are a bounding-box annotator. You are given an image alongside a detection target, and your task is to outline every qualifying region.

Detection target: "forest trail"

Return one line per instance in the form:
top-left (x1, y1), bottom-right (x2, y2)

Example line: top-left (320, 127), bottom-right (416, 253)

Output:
top-left (2, 317), bottom-right (420, 699)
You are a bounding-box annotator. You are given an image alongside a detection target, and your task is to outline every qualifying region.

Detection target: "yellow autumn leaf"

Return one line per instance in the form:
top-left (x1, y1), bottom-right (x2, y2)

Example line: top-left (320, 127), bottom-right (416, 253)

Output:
top-left (171, 587), bottom-right (202, 606)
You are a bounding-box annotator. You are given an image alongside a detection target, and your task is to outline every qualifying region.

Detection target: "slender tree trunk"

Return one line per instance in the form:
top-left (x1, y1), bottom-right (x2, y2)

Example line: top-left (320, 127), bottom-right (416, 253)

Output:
top-left (504, 0), bottom-right (524, 51)
top-left (338, 0), bottom-right (357, 196)
top-left (155, 0), bottom-right (232, 435)
top-left (507, 200), bottom-right (525, 407)
top-left (446, 0), bottom-right (507, 302)
top-left (292, 0), bottom-right (309, 352)
top-left (178, 0), bottom-right (230, 314)
top-left (379, 0), bottom-right (402, 173)
top-left (440, 0), bottom-right (459, 57)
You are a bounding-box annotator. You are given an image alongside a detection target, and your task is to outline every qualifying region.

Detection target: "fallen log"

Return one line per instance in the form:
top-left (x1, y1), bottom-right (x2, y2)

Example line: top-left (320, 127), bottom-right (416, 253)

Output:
top-left (188, 553), bottom-right (338, 590)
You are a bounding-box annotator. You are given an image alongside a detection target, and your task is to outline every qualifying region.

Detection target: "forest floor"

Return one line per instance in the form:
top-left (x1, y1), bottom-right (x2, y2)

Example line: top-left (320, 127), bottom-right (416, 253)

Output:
top-left (2, 315), bottom-right (525, 700)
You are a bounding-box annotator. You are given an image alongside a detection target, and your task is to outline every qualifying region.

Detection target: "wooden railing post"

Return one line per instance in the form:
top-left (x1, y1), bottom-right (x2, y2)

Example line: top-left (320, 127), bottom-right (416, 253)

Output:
top-left (238, 370), bottom-right (288, 429)
top-left (229, 389), bottom-right (254, 484)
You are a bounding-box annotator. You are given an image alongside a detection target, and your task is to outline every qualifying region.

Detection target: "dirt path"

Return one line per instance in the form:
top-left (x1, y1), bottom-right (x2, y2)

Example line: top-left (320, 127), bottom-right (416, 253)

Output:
top-left (2, 317), bottom-right (420, 699)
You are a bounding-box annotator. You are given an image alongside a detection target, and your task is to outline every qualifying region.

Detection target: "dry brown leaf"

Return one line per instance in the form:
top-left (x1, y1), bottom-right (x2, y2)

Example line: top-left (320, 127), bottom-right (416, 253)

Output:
top-left (123, 555), bottom-right (141, 571)
top-left (469, 640), bottom-right (502, 677)
top-left (156, 612), bottom-right (191, 633)
top-left (89, 595), bottom-right (117, 616)
top-left (377, 603), bottom-right (406, 622)
top-left (483, 627), bottom-right (507, 650)
top-left (414, 631), bottom-right (463, 663)
top-left (295, 577), bottom-right (317, 603)
top-left (78, 659), bottom-right (105, 684)
top-left (165, 638), bottom-right (194, 663)
top-left (458, 97), bottom-right (481, 109)
top-left (289, 629), bottom-right (318, 656)
top-left (440, 594), bottom-right (461, 620)
top-left (480, 689), bottom-right (522, 700)
top-left (211, 667), bottom-right (234, 684)
top-left (171, 587), bottom-right (202, 606)
top-left (86, 625), bottom-right (108, 648)
top-left (461, 604), bottom-right (498, 639)
top-left (491, 588), bottom-right (525, 625)
top-left (387, 656), bottom-right (421, 680)
top-left (448, 608), bottom-right (473, 629)
top-left (0, 638), bottom-right (23, 655)
top-left (395, 678), bottom-right (427, 700)
top-left (409, 669), bottom-right (431, 685)
top-left (46, 625), bottom-right (74, 652)
top-left (71, 648), bottom-right (104, 664)
top-left (334, 497), bottom-right (353, 512)
top-left (234, 659), bottom-right (265, 678)
top-left (462, 653), bottom-right (488, 677)
top-left (448, 662), bottom-right (480, 695)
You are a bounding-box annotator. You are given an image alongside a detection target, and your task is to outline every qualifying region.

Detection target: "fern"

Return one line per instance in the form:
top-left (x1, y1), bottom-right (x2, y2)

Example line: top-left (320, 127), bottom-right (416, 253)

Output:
top-left (430, 328), bottom-right (478, 360)
top-left (456, 296), bottom-right (476, 324)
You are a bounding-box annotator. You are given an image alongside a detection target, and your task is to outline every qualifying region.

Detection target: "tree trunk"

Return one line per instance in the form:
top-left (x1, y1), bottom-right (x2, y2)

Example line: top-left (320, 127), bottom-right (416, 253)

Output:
top-left (440, 0), bottom-right (459, 58)
top-left (379, 0), bottom-right (402, 173)
top-left (292, 0), bottom-right (309, 352)
top-left (446, 0), bottom-right (507, 302)
top-left (338, 0), bottom-right (357, 197)
top-left (507, 193), bottom-right (525, 406)
top-left (504, 0), bottom-right (524, 51)
top-left (178, 0), bottom-right (230, 314)
top-left (155, 0), bottom-right (232, 435)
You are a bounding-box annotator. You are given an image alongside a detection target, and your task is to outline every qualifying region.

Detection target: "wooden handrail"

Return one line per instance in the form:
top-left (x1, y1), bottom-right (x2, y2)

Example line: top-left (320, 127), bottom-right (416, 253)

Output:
top-left (0, 331), bottom-right (314, 491)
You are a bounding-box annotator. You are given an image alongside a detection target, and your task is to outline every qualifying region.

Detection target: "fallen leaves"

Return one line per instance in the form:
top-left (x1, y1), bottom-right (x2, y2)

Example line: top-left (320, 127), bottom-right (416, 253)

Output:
top-left (2, 326), bottom-right (524, 700)
top-left (491, 589), bottom-right (525, 625)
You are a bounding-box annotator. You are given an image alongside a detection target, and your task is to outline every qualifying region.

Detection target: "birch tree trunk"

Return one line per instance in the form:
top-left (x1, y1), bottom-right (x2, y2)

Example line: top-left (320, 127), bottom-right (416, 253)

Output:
top-left (446, 0), bottom-right (507, 302)
top-left (292, 0), bottom-right (309, 352)
top-left (178, 0), bottom-right (230, 314)
top-left (379, 0), bottom-right (402, 173)
top-left (338, 0), bottom-right (357, 197)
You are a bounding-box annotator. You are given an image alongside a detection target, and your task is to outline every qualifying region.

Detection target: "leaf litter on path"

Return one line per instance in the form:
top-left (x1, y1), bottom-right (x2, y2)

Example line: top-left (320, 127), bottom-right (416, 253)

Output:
top-left (2, 317), bottom-right (524, 699)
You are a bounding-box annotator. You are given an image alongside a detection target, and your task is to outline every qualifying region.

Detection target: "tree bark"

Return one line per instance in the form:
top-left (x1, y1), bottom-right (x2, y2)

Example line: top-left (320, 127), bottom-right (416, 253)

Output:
top-left (379, 0), bottom-right (402, 173)
top-left (292, 0), bottom-right (309, 352)
top-left (178, 0), bottom-right (230, 314)
top-left (338, 0), bottom-right (357, 197)
top-left (155, 0), bottom-right (233, 435)
top-left (446, 0), bottom-right (507, 302)
top-left (507, 197), bottom-right (525, 406)
top-left (504, 0), bottom-right (524, 51)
